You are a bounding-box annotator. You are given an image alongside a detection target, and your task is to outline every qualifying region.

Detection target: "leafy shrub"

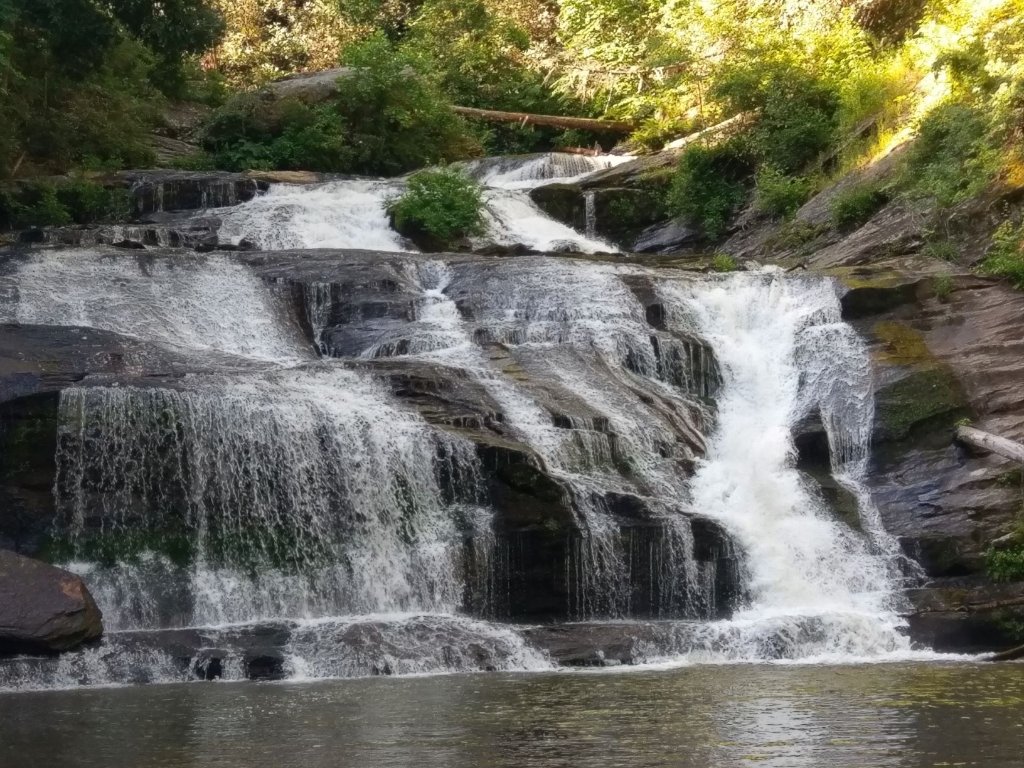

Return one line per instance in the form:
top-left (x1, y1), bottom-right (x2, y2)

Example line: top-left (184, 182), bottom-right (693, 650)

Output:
top-left (712, 61), bottom-right (841, 173)
top-left (754, 166), bottom-right (813, 218)
top-left (922, 238), bottom-right (959, 263)
top-left (0, 179), bottom-right (129, 231)
top-left (830, 182), bottom-right (890, 230)
top-left (933, 274), bottom-right (953, 302)
top-left (388, 168), bottom-right (484, 245)
top-left (981, 221), bottom-right (1024, 289)
top-left (709, 253), bottom-right (739, 273)
top-left (667, 139), bottom-right (755, 240)
top-left (201, 34), bottom-right (481, 175)
top-left (986, 545), bottom-right (1024, 583)
top-left (901, 102), bottom-right (999, 207)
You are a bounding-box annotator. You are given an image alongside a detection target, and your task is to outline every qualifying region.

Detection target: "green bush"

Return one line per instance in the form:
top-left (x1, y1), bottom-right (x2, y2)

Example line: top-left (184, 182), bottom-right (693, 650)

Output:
top-left (900, 101), bottom-right (999, 207)
top-left (709, 253), bottom-right (739, 273)
top-left (667, 139), bottom-right (755, 240)
top-left (830, 181), bottom-right (890, 230)
top-left (986, 545), bottom-right (1024, 583)
top-left (981, 221), bottom-right (1024, 289)
top-left (201, 34), bottom-right (481, 175)
top-left (754, 166), bottom-right (813, 218)
top-left (712, 61), bottom-right (841, 173)
top-left (388, 168), bottom-right (484, 245)
top-left (0, 179), bottom-right (129, 231)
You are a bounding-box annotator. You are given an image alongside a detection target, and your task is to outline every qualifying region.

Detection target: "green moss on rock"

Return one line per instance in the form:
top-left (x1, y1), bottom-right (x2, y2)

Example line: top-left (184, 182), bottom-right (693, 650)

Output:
top-left (874, 366), bottom-right (969, 443)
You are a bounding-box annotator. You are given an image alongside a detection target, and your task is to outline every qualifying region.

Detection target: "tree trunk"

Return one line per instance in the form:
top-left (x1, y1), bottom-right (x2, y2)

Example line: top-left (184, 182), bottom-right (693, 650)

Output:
top-left (955, 426), bottom-right (1024, 463)
top-left (451, 106), bottom-right (635, 135)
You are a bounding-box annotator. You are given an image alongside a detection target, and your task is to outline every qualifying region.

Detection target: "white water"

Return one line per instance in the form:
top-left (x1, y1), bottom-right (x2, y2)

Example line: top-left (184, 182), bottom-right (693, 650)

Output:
top-left (659, 272), bottom-right (911, 660)
top-left (215, 152), bottom-right (621, 253)
top-left (0, 249), bottom-right (306, 362)
top-left (55, 367), bottom-right (482, 629)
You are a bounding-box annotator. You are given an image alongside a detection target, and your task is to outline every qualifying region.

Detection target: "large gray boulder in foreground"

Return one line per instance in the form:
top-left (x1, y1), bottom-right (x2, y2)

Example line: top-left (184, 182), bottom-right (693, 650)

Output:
top-left (0, 550), bottom-right (103, 655)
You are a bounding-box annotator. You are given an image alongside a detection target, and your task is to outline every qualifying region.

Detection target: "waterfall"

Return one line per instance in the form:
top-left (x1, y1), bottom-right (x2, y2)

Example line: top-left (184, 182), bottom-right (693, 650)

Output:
top-left (584, 190), bottom-right (597, 240)
top-left (215, 152), bottom-right (621, 253)
top-left (0, 249), bottom-right (307, 362)
top-left (658, 272), bottom-right (910, 659)
top-left (54, 368), bottom-right (483, 629)
top-left (0, 155), bottom-right (943, 692)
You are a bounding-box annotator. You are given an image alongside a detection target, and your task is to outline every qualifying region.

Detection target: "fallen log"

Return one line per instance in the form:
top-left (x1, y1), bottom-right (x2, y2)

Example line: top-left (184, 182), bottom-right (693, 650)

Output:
top-left (989, 643), bottom-right (1024, 662)
top-left (451, 106), bottom-right (635, 135)
top-left (954, 425), bottom-right (1024, 463)
top-left (662, 111), bottom-right (756, 151)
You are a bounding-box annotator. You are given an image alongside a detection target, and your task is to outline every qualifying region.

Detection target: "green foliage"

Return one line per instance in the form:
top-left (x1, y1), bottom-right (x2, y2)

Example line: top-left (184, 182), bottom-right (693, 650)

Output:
top-left (933, 274), bottom-right (953, 302)
top-left (709, 253), bottom-right (738, 273)
top-left (0, 179), bottom-right (130, 230)
top-left (900, 102), bottom-right (999, 207)
top-left (922, 238), bottom-right (960, 263)
top-left (986, 545), bottom-right (1024, 583)
top-left (667, 140), bottom-right (754, 240)
top-left (712, 61), bottom-right (842, 174)
top-left (0, 0), bottom-right (226, 176)
top-left (830, 181), bottom-right (890, 230)
top-left (202, 34), bottom-right (481, 174)
top-left (981, 220), bottom-right (1024, 289)
top-left (388, 168), bottom-right (483, 244)
top-left (754, 166), bottom-right (813, 218)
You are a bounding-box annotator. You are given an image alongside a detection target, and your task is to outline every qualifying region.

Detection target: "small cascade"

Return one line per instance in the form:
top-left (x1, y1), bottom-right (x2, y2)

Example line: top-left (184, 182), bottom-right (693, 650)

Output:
top-left (53, 368), bottom-right (485, 629)
top-left (217, 180), bottom-right (408, 251)
top-left (214, 153), bottom-right (622, 253)
top-left (584, 190), bottom-right (598, 240)
top-left (0, 249), bottom-right (307, 362)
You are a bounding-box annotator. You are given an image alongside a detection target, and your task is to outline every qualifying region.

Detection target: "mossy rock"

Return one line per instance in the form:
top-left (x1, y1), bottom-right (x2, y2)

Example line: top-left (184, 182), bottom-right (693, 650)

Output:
top-left (874, 366), bottom-right (970, 444)
top-left (872, 321), bottom-right (933, 365)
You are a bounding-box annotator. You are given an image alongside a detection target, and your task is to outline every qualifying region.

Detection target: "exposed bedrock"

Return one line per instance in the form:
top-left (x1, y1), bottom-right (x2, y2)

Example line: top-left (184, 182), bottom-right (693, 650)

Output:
top-left (829, 255), bottom-right (1024, 651)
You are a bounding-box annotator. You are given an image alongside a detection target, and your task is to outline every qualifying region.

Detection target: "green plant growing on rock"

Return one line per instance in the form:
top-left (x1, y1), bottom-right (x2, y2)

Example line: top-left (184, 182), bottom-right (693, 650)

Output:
top-left (709, 253), bottom-right (738, 273)
top-left (667, 140), bottom-right (754, 240)
top-left (754, 166), bottom-right (813, 219)
top-left (934, 274), bottom-right (953, 302)
top-left (923, 238), bottom-right (959, 263)
top-left (981, 220), bottom-right (1024, 289)
top-left (388, 168), bottom-right (484, 248)
top-left (830, 181), bottom-right (890, 230)
top-left (986, 546), bottom-right (1024, 583)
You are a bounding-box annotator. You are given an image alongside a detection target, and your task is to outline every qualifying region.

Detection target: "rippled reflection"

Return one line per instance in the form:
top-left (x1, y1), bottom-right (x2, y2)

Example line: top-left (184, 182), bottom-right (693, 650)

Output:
top-left (1, 663), bottom-right (1023, 768)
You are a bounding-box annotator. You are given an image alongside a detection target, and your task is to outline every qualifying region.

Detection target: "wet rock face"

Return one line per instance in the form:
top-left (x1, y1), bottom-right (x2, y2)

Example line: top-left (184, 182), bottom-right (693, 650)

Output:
top-left (0, 550), bottom-right (103, 655)
top-left (118, 171), bottom-right (263, 218)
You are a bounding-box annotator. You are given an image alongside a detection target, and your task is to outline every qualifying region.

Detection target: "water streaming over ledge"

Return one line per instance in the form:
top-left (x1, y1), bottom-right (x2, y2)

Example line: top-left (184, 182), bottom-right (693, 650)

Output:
top-left (0, 154), bottom-right (940, 692)
top-left (216, 153), bottom-right (624, 253)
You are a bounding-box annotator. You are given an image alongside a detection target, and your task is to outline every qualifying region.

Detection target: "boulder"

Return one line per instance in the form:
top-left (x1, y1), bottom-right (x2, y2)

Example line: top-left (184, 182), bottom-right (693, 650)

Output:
top-left (0, 550), bottom-right (103, 655)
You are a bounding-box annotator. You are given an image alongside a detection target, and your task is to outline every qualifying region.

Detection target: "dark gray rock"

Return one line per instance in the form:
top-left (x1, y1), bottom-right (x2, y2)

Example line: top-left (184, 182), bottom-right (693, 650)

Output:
top-left (0, 550), bottom-right (103, 655)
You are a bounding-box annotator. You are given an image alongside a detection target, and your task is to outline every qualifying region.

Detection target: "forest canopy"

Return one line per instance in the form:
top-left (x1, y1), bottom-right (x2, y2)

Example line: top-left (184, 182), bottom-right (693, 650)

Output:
top-left (0, 0), bottom-right (1021, 190)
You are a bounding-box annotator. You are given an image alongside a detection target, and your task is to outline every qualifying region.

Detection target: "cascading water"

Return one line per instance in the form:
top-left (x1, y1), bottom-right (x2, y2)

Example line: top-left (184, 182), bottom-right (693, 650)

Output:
top-left (0, 154), bottom-right (947, 694)
top-left (215, 152), bottom-right (622, 253)
top-left (658, 272), bottom-right (912, 660)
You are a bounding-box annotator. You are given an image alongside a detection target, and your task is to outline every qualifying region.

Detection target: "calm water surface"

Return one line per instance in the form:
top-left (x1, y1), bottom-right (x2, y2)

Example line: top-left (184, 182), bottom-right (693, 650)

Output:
top-left (2, 662), bottom-right (1023, 768)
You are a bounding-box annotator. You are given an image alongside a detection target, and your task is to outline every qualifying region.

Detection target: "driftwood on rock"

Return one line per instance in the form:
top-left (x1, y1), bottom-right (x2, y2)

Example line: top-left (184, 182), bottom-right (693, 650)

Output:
top-left (989, 643), bottom-right (1024, 662)
top-left (451, 106), bottom-right (635, 134)
top-left (955, 426), bottom-right (1024, 463)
